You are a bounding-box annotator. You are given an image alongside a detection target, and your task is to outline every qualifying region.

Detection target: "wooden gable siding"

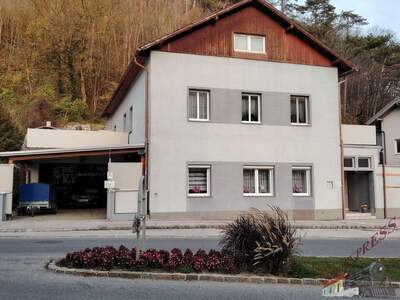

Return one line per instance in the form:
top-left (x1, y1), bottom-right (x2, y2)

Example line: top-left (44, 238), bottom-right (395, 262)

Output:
top-left (160, 5), bottom-right (332, 68)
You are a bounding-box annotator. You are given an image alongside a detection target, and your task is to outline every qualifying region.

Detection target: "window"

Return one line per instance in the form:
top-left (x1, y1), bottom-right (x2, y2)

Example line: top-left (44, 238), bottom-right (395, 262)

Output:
top-left (243, 167), bottom-right (274, 196)
top-left (396, 139), bottom-right (400, 154)
top-left (344, 157), bottom-right (355, 168)
top-left (189, 90), bottom-right (209, 121)
top-left (242, 94), bottom-right (260, 123)
top-left (123, 113), bottom-right (127, 132)
top-left (113, 125), bottom-right (117, 132)
top-left (291, 96), bottom-right (309, 125)
top-left (234, 34), bottom-right (265, 54)
top-left (128, 106), bottom-right (133, 132)
top-left (292, 167), bottom-right (311, 196)
top-left (188, 165), bottom-right (210, 197)
top-left (358, 157), bottom-right (371, 169)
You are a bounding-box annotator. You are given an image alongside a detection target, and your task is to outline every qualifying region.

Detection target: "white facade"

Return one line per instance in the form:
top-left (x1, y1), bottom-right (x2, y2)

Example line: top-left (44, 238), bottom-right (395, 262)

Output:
top-left (144, 51), bottom-right (342, 219)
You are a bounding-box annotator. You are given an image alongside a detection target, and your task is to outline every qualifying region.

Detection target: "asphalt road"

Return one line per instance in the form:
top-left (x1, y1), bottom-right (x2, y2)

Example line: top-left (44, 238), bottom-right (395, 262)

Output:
top-left (0, 236), bottom-right (398, 300)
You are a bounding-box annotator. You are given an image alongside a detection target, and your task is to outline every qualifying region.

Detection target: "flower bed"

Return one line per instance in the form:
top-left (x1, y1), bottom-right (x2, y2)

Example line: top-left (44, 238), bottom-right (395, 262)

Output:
top-left (57, 246), bottom-right (235, 274)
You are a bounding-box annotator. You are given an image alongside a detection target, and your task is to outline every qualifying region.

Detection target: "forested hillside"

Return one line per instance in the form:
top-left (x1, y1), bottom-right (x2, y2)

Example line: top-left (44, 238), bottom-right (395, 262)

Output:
top-left (0, 0), bottom-right (399, 151)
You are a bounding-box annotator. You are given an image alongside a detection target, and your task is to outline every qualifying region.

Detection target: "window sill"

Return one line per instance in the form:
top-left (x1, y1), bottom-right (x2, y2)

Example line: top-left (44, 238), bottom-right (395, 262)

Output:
top-left (241, 121), bottom-right (261, 125)
top-left (188, 118), bottom-right (210, 122)
top-left (244, 194), bottom-right (274, 197)
top-left (234, 49), bottom-right (265, 54)
top-left (187, 194), bottom-right (210, 198)
top-left (290, 123), bottom-right (310, 126)
top-left (292, 193), bottom-right (311, 197)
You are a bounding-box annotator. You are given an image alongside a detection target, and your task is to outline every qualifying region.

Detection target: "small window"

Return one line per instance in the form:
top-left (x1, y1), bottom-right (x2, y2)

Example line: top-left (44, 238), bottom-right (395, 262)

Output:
top-left (344, 157), bottom-right (355, 168)
top-left (189, 90), bottom-right (209, 121)
top-left (396, 139), bottom-right (400, 154)
top-left (129, 106), bottom-right (133, 132)
top-left (188, 165), bottom-right (210, 197)
top-left (234, 34), bottom-right (265, 54)
top-left (113, 125), bottom-right (117, 132)
top-left (123, 113), bottom-right (127, 132)
top-left (291, 96), bottom-right (309, 125)
top-left (358, 157), bottom-right (371, 169)
top-left (242, 94), bottom-right (260, 123)
top-left (292, 167), bottom-right (311, 196)
top-left (243, 167), bottom-right (274, 196)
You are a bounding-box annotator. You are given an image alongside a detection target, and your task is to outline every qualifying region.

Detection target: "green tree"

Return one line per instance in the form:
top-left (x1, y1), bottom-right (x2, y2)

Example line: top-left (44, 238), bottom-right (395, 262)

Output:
top-left (0, 107), bottom-right (23, 152)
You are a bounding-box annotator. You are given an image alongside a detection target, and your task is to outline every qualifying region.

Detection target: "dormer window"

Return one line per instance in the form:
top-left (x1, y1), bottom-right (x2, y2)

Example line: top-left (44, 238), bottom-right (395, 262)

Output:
top-left (234, 34), bottom-right (265, 54)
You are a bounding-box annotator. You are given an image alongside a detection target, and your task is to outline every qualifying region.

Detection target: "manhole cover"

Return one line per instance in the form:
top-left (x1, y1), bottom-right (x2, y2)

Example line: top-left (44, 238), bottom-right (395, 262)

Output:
top-left (34, 240), bottom-right (64, 244)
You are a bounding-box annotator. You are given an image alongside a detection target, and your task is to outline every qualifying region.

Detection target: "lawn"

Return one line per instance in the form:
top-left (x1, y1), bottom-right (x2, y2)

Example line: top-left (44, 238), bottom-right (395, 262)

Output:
top-left (289, 256), bottom-right (400, 281)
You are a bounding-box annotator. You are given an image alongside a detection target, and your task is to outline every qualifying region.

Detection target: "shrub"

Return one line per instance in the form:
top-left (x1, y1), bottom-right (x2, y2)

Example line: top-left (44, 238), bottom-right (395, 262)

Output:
top-left (253, 207), bottom-right (300, 275)
top-left (220, 206), bottom-right (299, 275)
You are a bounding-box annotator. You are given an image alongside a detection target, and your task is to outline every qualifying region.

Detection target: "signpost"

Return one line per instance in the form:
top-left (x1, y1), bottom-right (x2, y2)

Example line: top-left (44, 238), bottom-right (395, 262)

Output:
top-left (133, 176), bottom-right (147, 260)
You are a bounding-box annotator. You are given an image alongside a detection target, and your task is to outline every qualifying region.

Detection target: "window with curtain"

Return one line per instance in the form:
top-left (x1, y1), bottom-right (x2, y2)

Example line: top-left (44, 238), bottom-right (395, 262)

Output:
top-left (290, 96), bottom-right (309, 125)
top-left (189, 90), bottom-right (209, 121)
top-left (396, 140), bottom-right (400, 154)
top-left (242, 94), bottom-right (260, 123)
top-left (243, 167), bottom-right (273, 196)
top-left (292, 167), bottom-right (311, 196)
top-left (188, 166), bottom-right (210, 196)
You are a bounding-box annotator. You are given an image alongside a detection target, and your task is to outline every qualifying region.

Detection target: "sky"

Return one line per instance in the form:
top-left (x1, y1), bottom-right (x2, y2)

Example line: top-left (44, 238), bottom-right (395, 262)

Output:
top-left (297, 0), bottom-right (400, 39)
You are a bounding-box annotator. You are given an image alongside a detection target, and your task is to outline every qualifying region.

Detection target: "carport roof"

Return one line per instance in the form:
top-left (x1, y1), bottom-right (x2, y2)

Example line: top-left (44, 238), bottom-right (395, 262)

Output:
top-left (0, 144), bottom-right (144, 162)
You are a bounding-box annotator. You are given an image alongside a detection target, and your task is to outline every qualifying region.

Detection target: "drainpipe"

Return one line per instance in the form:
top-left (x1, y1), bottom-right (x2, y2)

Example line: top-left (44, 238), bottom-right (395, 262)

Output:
top-left (338, 77), bottom-right (347, 220)
top-left (380, 129), bottom-right (387, 218)
top-left (133, 55), bottom-right (150, 215)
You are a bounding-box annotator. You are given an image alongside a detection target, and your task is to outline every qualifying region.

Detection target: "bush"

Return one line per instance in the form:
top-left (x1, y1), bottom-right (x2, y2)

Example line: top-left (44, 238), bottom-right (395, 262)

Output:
top-left (58, 246), bottom-right (234, 274)
top-left (220, 206), bottom-right (299, 276)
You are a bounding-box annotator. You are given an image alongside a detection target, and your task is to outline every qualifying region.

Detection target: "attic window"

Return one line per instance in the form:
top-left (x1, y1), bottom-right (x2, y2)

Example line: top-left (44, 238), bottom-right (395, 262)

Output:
top-left (234, 34), bottom-right (265, 54)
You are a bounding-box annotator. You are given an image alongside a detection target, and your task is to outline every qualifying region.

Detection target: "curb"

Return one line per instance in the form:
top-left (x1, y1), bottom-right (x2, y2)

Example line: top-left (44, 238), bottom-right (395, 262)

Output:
top-left (46, 261), bottom-right (323, 285)
top-left (0, 224), bottom-right (390, 233)
top-left (46, 261), bottom-right (400, 288)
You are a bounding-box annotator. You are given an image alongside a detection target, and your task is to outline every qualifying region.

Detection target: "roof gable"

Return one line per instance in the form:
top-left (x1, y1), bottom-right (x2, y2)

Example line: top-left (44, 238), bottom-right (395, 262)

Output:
top-left (366, 98), bottom-right (400, 125)
top-left (103, 0), bottom-right (355, 117)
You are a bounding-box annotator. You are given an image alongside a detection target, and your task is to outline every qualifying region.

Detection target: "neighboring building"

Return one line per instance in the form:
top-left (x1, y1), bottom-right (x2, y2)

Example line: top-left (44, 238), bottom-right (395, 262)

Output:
top-left (102, 0), bottom-right (357, 220)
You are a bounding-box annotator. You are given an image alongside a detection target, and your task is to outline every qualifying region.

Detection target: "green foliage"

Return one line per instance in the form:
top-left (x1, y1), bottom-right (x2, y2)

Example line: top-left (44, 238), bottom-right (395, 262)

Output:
top-left (54, 98), bottom-right (88, 123)
top-left (0, 106), bottom-right (23, 152)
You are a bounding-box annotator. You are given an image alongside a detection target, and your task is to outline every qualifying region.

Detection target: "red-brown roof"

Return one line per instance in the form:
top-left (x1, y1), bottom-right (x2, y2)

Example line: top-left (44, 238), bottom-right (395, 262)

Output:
top-left (103, 0), bottom-right (356, 117)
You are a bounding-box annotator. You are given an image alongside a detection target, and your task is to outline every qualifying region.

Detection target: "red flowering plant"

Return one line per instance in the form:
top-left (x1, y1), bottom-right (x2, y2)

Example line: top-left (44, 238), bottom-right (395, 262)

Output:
top-left (58, 247), bottom-right (236, 274)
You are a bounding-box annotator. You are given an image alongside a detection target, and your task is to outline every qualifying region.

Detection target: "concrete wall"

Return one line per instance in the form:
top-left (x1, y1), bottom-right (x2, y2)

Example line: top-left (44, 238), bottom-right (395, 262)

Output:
top-left (148, 51), bottom-right (342, 219)
top-left (342, 125), bottom-right (376, 146)
top-left (382, 108), bottom-right (400, 166)
top-left (0, 164), bottom-right (14, 215)
top-left (380, 165), bottom-right (400, 217)
top-left (25, 129), bottom-right (129, 149)
top-left (106, 71), bottom-right (146, 145)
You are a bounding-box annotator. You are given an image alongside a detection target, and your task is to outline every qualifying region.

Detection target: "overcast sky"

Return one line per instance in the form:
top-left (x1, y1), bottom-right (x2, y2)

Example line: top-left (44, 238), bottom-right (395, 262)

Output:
top-left (295, 0), bottom-right (400, 39)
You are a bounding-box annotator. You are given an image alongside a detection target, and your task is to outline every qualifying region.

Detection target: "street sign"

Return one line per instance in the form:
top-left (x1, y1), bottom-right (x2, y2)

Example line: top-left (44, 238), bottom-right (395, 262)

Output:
top-left (104, 180), bottom-right (115, 189)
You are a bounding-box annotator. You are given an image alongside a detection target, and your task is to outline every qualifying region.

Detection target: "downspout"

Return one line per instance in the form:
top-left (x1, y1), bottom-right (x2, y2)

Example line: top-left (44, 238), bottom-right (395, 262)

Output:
top-left (380, 129), bottom-right (387, 218)
top-left (133, 55), bottom-right (150, 215)
top-left (338, 77), bottom-right (347, 220)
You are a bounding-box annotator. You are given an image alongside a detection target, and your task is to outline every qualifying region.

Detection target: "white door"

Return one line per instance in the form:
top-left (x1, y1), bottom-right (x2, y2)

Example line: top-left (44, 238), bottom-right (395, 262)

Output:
top-left (108, 162), bottom-right (141, 216)
top-left (0, 164), bottom-right (14, 215)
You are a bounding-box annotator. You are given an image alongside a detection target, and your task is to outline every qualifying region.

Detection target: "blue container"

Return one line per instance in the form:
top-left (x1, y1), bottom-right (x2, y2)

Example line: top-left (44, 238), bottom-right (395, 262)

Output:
top-left (20, 183), bottom-right (50, 204)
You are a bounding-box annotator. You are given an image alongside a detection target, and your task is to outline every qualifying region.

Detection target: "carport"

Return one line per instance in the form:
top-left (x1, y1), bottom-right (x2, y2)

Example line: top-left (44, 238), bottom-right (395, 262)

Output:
top-left (0, 145), bottom-right (144, 221)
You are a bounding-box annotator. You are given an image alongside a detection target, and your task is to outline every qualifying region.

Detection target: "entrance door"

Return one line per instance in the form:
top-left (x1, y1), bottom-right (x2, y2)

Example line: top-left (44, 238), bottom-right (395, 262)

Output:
top-left (346, 171), bottom-right (370, 212)
top-left (0, 164), bottom-right (14, 215)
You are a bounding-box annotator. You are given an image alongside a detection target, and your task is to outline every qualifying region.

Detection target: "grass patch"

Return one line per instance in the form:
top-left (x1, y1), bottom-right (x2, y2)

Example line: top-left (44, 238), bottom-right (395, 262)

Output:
top-left (289, 256), bottom-right (400, 281)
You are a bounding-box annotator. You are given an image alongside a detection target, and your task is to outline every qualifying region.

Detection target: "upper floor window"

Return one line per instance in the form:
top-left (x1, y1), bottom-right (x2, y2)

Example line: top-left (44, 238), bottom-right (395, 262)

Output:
top-left (396, 139), bottom-right (400, 154)
top-left (189, 90), bottom-right (209, 121)
top-left (234, 34), bottom-right (265, 54)
top-left (358, 157), bottom-right (371, 169)
top-left (291, 95), bottom-right (309, 125)
top-left (128, 106), bottom-right (133, 132)
top-left (123, 113), bottom-right (127, 131)
top-left (242, 94), bottom-right (260, 123)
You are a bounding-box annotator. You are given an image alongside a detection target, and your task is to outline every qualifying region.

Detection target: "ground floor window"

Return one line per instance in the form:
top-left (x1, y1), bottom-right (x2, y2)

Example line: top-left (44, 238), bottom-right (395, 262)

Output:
top-left (395, 139), bottom-right (400, 154)
top-left (243, 166), bottom-right (273, 196)
top-left (188, 165), bottom-right (210, 197)
top-left (292, 167), bottom-right (311, 196)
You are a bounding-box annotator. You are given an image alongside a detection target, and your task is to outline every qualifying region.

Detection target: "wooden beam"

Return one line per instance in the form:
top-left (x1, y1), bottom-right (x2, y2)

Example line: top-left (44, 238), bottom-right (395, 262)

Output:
top-left (285, 24), bottom-right (294, 32)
